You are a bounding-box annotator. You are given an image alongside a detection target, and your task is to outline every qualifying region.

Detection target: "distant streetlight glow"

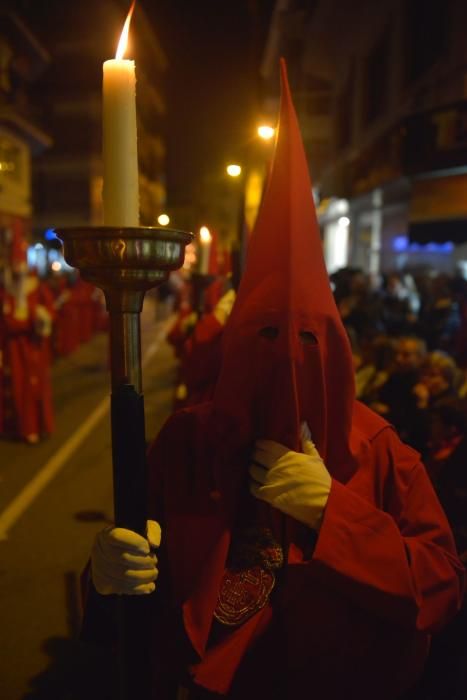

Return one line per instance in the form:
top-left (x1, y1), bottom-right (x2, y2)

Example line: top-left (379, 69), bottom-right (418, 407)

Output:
top-left (51, 261), bottom-right (62, 272)
top-left (257, 125), bottom-right (275, 140)
top-left (226, 164), bottom-right (242, 177)
top-left (157, 213), bottom-right (170, 226)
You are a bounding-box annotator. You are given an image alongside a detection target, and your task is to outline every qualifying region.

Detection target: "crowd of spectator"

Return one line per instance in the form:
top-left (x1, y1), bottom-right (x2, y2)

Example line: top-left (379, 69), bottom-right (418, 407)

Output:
top-left (331, 266), bottom-right (467, 699)
top-left (333, 267), bottom-right (467, 537)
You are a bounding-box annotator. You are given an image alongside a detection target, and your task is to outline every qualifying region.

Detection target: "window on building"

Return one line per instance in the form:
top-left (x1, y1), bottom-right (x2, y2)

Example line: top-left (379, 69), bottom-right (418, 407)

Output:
top-left (364, 25), bottom-right (391, 125)
top-left (405, 0), bottom-right (450, 84)
top-left (336, 64), bottom-right (354, 150)
top-left (305, 75), bottom-right (332, 116)
top-left (308, 94), bottom-right (331, 116)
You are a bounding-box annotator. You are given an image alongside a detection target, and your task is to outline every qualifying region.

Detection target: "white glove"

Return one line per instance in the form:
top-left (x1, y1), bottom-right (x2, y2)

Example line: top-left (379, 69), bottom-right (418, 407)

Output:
top-left (180, 311), bottom-right (198, 334)
top-left (249, 430), bottom-right (331, 530)
top-left (34, 304), bottom-right (53, 338)
top-left (174, 383), bottom-right (188, 401)
top-left (91, 520), bottom-right (161, 595)
top-left (213, 289), bottom-right (236, 326)
top-left (55, 290), bottom-right (71, 309)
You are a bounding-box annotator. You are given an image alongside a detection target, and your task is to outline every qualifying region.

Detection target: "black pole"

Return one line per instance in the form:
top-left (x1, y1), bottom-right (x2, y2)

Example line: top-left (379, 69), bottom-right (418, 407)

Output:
top-left (111, 384), bottom-right (152, 699)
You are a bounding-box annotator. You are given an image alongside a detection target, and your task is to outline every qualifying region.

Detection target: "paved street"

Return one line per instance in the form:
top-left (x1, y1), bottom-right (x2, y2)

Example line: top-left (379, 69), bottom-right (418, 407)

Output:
top-left (0, 299), bottom-right (178, 699)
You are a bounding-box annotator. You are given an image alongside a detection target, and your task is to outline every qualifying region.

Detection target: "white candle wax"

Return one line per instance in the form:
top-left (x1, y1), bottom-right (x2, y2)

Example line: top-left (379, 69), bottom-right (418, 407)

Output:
top-left (197, 227), bottom-right (212, 274)
top-left (198, 243), bottom-right (210, 275)
top-left (102, 58), bottom-right (139, 226)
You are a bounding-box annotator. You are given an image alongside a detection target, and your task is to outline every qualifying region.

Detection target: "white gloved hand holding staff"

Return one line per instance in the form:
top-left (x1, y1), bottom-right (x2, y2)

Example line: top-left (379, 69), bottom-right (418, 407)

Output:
top-left (249, 427), bottom-right (331, 530)
top-left (91, 519), bottom-right (161, 595)
top-left (213, 289), bottom-right (236, 326)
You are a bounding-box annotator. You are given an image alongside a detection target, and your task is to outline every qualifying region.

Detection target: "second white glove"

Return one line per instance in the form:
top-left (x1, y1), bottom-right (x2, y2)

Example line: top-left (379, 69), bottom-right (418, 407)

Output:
top-left (91, 520), bottom-right (161, 596)
top-left (213, 289), bottom-right (236, 326)
top-left (249, 437), bottom-right (331, 530)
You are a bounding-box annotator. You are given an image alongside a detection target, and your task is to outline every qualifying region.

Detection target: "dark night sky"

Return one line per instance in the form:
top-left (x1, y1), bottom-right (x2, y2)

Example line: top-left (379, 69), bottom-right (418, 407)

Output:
top-left (139, 0), bottom-right (276, 204)
top-left (9, 0), bottom-right (275, 207)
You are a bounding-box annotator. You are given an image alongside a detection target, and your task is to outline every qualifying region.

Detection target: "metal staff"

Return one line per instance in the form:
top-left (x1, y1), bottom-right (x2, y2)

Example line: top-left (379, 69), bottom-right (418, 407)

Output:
top-left (57, 225), bottom-right (192, 699)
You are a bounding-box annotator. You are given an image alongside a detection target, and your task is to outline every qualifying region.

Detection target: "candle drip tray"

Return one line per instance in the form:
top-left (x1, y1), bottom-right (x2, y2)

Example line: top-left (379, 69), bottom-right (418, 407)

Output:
top-left (56, 226), bottom-right (193, 311)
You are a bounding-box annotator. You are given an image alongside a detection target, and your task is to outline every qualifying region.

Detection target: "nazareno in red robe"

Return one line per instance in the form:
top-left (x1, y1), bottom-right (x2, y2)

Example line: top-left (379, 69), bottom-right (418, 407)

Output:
top-left (0, 275), bottom-right (55, 440)
top-left (147, 400), bottom-right (464, 699)
top-left (144, 61), bottom-right (464, 698)
top-left (180, 312), bottom-right (224, 407)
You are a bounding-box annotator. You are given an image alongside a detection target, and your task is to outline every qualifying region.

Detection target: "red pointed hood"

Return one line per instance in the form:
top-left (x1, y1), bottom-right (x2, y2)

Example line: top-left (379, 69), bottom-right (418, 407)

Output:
top-left (212, 59), bottom-right (356, 479)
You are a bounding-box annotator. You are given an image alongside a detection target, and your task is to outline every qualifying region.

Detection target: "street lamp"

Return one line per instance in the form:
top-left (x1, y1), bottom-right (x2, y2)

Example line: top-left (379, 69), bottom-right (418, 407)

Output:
top-left (157, 213), bottom-right (170, 226)
top-left (257, 125), bottom-right (275, 141)
top-left (226, 163), bottom-right (242, 177)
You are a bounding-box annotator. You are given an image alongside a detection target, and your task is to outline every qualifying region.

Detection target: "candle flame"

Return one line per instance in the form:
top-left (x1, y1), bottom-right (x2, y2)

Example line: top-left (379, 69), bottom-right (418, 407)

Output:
top-left (199, 226), bottom-right (212, 244)
top-left (116, 0), bottom-right (136, 60)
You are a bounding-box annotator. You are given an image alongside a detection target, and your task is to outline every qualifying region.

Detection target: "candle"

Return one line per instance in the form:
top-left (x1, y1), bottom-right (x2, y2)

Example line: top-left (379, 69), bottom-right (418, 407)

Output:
top-left (102, 1), bottom-right (139, 226)
top-left (198, 226), bottom-right (212, 274)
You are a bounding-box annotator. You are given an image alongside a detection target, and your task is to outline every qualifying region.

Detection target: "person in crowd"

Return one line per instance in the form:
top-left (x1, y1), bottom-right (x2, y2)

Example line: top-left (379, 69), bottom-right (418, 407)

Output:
top-left (87, 62), bottom-right (463, 700)
top-left (52, 273), bottom-right (82, 357)
top-left (452, 273), bottom-right (467, 368)
top-left (47, 272), bottom-right (70, 358)
top-left (354, 334), bottom-right (394, 403)
top-left (426, 398), bottom-right (467, 554)
top-left (457, 367), bottom-right (467, 399)
top-left (420, 274), bottom-right (461, 353)
top-left (169, 240), bottom-right (233, 409)
top-left (176, 286), bottom-right (236, 408)
top-left (336, 269), bottom-right (384, 340)
top-left (413, 351), bottom-right (460, 412)
top-left (372, 335), bottom-right (427, 451)
top-left (380, 273), bottom-right (419, 336)
top-left (406, 398), bottom-right (467, 700)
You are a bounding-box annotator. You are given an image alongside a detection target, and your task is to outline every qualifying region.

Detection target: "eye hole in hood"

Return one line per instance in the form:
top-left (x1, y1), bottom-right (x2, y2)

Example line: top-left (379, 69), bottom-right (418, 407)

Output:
top-left (299, 330), bottom-right (318, 345)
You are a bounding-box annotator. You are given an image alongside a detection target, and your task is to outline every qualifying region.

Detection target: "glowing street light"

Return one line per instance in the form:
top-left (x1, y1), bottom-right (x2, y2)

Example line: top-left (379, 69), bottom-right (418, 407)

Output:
top-left (226, 164), bottom-right (242, 177)
top-left (157, 213), bottom-right (170, 226)
top-left (257, 125), bottom-right (275, 141)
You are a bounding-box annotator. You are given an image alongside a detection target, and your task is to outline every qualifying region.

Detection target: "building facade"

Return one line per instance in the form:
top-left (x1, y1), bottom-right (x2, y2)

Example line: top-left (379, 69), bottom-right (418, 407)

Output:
top-left (261, 0), bottom-right (467, 276)
top-left (0, 8), bottom-right (51, 272)
top-left (27, 0), bottom-right (167, 240)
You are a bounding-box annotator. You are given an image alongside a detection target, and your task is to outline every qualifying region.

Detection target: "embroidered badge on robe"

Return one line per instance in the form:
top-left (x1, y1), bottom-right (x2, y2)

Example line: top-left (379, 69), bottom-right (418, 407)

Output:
top-left (214, 527), bottom-right (283, 626)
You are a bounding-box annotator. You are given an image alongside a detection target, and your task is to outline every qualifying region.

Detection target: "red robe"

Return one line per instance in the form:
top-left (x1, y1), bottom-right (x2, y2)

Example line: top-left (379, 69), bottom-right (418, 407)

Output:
top-left (147, 400), bottom-right (464, 699)
top-left (0, 278), bottom-right (55, 439)
top-left (75, 279), bottom-right (96, 344)
top-left (180, 313), bottom-right (224, 407)
top-left (167, 306), bottom-right (196, 360)
top-left (54, 281), bottom-right (81, 357)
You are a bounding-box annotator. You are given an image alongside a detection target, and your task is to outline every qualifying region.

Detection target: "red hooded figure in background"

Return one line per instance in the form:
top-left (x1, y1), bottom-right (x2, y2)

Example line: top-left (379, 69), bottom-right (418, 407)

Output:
top-left (0, 222), bottom-right (55, 443)
top-left (89, 61), bottom-right (464, 699)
